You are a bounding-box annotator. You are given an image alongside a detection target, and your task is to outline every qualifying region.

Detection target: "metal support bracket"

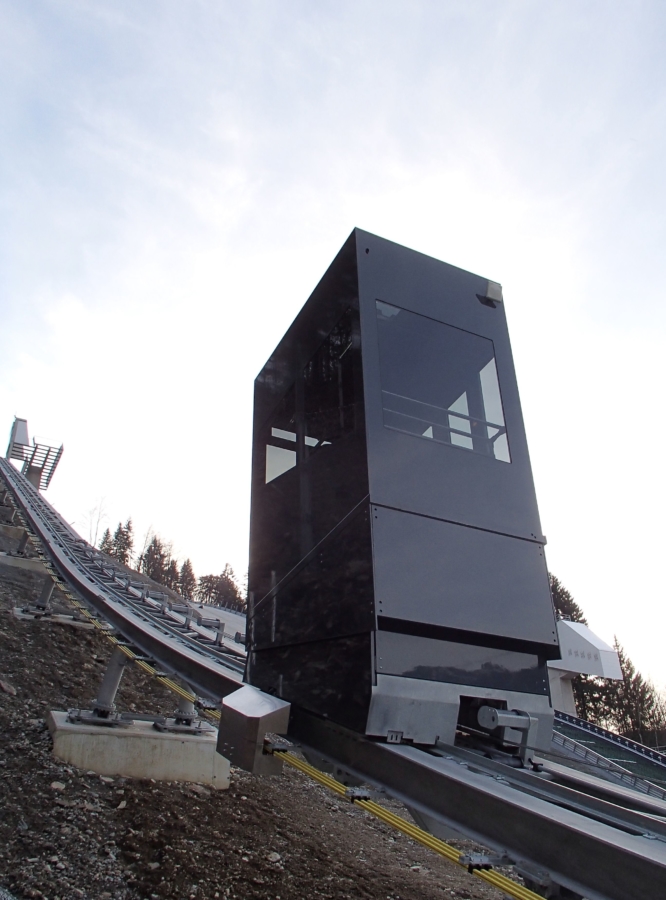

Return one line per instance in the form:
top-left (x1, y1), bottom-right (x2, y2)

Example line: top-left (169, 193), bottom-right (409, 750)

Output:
top-left (344, 786), bottom-right (387, 802)
top-left (459, 851), bottom-right (514, 873)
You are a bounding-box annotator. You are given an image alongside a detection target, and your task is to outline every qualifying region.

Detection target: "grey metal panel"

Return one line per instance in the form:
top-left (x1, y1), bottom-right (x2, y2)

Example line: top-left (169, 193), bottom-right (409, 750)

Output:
top-left (365, 672), bottom-right (554, 747)
top-left (371, 504), bottom-right (558, 648)
top-left (355, 229), bottom-right (545, 543)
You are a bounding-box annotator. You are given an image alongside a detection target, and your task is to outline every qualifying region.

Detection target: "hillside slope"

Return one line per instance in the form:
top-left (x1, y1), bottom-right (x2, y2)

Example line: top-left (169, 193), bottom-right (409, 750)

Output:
top-left (0, 564), bottom-right (504, 900)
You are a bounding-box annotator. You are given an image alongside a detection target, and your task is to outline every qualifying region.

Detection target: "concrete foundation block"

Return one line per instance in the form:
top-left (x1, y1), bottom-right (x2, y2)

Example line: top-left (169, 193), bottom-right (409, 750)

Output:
top-left (47, 710), bottom-right (230, 789)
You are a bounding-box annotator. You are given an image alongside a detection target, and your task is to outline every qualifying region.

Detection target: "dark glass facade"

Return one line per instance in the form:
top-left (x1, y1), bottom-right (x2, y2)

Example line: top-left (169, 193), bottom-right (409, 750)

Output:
top-left (248, 229), bottom-right (559, 736)
top-left (376, 302), bottom-right (510, 462)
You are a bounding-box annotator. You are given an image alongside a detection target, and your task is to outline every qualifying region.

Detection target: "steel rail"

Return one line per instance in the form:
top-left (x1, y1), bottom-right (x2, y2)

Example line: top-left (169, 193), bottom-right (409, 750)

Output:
top-left (4, 459), bottom-right (666, 899)
top-left (279, 751), bottom-right (545, 900)
top-left (432, 743), bottom-right (666, 839)
top-left (288, 707), bottom-right (666, 900)
top-left (0, 459), bottom-right (243, 701)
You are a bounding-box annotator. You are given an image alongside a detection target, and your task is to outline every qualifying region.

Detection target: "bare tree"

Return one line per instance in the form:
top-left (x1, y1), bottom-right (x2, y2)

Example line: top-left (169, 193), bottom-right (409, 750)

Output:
top-left (83, 498), bottom-right (107, 547)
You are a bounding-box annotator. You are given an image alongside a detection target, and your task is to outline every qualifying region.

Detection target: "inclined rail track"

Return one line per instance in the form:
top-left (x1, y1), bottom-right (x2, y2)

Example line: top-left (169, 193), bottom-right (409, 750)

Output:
top-left (0, 458), bottom-right (243, 701)
top-left (3, 459), bottom-right (666, 899)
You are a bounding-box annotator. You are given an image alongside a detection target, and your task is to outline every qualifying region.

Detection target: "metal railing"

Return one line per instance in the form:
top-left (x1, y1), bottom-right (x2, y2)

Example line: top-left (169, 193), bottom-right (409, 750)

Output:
top-left (555, 710), bottom-right (666, 770)
top-left (0, 458), bottom-right (244, 701)
top-left (551, 730), bottom-right (666, 800)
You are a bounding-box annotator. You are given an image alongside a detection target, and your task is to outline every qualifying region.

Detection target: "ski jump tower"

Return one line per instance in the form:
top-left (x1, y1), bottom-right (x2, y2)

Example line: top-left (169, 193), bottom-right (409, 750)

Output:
top-left (6, 417), bottom-right (63, 491)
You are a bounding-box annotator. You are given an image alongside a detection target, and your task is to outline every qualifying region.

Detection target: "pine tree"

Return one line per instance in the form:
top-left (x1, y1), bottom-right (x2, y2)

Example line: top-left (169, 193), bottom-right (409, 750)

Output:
top-left (549, 574), bottom-right (587, 624)
top-left (215, 564), bottom-right (244, 610)
top-left (99, 528), bottom-right (113, 555)
top-left (604, 641), bottom-right (666, 743)
top-left (194, 566), bottom-right (246, 611)
top-left (179, 559), bottom-right (196, 601)
top-left (164, 558), bottom-right (180, 591)
top-left (572, 675), bottom-right (607, 725)
top-left (195, 574), bottom-right (217, 605)
top-left (140, 536), bottom-right (169, 584)
top-left (112, 518), bottom-right (134, 566)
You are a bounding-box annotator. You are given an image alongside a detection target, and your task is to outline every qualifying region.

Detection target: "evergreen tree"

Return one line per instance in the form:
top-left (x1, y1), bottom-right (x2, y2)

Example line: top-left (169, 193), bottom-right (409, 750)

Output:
top-left (603, 641), bottom-right (666, 743)
top-left (549, 574), bottom-right (587, 624)
top-left (164, 558), bottom-right (180, 591)
top-left (112, 518), bottom-right (134, 565)
top-left (571, 675), bottom-right (607, 725)
top-left (99, 527), bottom-right (113, 555)
top-left (140, 536), bottom-right (169, 584)
top-left (195, 574), bottom-right (217, 605)
top-left (215, 564), bottom-right (244, 610)
top-left (195, 566), bottom-right (246, 612)
top-left (179, 559), bottom-right (196, 601)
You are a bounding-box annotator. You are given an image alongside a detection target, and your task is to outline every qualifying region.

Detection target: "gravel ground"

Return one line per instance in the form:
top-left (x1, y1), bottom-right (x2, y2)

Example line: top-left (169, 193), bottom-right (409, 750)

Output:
top-left (0, 562), bottom-right (507, 900)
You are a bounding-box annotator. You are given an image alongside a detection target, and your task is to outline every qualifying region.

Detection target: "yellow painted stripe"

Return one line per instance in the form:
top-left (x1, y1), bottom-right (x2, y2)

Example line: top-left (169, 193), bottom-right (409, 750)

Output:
top-left (279, 751), bottom-right (545, 900)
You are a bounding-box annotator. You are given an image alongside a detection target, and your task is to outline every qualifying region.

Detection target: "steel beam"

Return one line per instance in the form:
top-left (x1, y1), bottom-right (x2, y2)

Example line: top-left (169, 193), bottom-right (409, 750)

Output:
top-left (0, 460), bottom-right (243, 701)
top-left (289, 708), bottom-right (666, 900)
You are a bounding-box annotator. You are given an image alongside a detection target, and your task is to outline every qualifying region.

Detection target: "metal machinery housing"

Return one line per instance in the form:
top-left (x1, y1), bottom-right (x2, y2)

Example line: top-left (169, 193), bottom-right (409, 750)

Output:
top-left (247, 229), bottom-right (560, 751)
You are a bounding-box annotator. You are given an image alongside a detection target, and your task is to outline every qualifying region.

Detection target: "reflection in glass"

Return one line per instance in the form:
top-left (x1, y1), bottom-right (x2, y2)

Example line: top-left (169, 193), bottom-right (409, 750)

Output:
top-left (252, 503), bottom-right (374, 649)
top-left (376, 630), bottom-right (547, 694)
top-left (376, 301), bottom-right (511, 463)
top-left (265, 445), bottom-right (296, 483)
top-left (303, 307), bottom-right (356, 449)
top-left (263, 310), bottom-right (356, 484)
top-left (250, 633), bottom-right (373, 733)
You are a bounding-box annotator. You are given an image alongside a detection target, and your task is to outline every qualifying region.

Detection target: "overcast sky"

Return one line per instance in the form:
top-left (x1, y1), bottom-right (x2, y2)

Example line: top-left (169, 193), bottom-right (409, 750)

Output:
top-left (1, 2), bottom-right (665, 685)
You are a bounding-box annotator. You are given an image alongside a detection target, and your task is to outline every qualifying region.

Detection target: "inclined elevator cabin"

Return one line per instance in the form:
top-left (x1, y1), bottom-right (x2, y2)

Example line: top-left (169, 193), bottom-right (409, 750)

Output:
top-left (247, 229), bottom-right (559, 751)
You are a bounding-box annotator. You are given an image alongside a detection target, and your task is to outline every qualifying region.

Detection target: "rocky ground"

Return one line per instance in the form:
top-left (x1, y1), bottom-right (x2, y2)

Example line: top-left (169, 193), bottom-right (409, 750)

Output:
top-left (0, 563), bottom-right (508, 900)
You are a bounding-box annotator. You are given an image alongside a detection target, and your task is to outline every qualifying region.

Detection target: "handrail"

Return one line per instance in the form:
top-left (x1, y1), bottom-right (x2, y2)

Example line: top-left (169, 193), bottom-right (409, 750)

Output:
top-left (551, 730), bottom-right (666, 801)
top-left (555, 710), bottom-right (666, 770)
top-left (0, 458), bottom-right (244, 701)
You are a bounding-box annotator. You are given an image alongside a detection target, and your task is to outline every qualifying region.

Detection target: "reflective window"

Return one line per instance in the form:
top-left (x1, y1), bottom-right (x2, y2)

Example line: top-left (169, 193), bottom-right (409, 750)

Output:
top-left (265, 386), bottom-right (297, 483)
top-left (375, 630), bottom-right (547, 694)
top-left (266, 445), bottom-right (297, 483)
top-left (376, 301), bottom-right (510, 462)
top-left (264, 309), bottom-right (358, 483)
top-left (303, 307), bottom-right (356, 449)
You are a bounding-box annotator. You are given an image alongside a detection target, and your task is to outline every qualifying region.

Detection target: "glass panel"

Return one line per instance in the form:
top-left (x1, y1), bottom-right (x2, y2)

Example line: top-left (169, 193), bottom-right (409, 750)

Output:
top-left (264, 386), bottom-right (298, 483)
top-left (376, 631), bottom-right (548, 694)
top-left (376, 301), bottom-right (510, 463)
top-left (263, 310), bottom-right (358, 485)
top-left (448, 392), bottom-right (473, 450)
top-left (479, 358), bottom-right (510, 462)
top-left (266, 445), bottom-right (296, 483)
top-left (252, 504), bottom-right (374, 649)
top-left (249, 633), bottom-right (373, 733)
top-left (303, 307), bottom-right (356, 450)
top-left (272, 427), bottom-right (296, 442)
